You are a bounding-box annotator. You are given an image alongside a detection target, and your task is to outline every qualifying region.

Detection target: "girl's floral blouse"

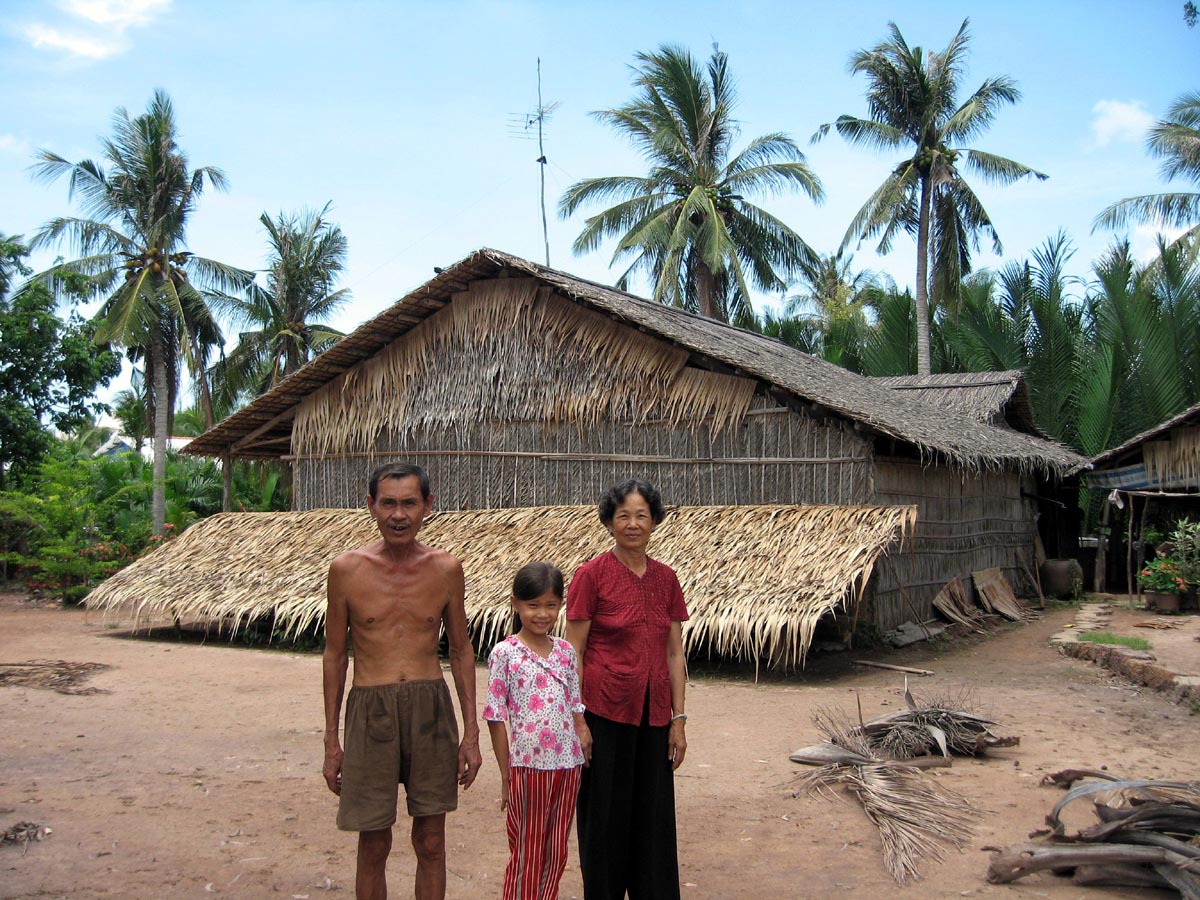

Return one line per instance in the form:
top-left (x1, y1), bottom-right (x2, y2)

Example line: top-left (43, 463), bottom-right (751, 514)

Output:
top-left (482, 635), bottom-right (586, 770)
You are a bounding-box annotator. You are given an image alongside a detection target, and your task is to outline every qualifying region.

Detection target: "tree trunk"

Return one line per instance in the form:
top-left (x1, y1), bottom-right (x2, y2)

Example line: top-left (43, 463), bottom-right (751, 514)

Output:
top-left (150, 325), bottom-right (169, 535)
top-left (193, 332), bottom-right (216, 431)
top-left (695, 257), bottom-right (718, 321)
top-left (221, 448), bottom-right (233, 513)
top-left (914, 174), bottom-right (934, 376)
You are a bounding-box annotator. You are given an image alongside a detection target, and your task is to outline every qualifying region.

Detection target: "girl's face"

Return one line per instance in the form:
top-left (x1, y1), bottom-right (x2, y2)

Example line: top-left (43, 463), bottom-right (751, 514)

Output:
top-left (513, 589), bottom-right (563, 637)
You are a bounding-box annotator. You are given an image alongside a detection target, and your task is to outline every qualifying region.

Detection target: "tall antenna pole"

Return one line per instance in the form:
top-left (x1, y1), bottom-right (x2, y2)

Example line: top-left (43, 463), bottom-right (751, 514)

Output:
top-left (507, 61), bottom-right (558, 266)
top-left (536, 58), bottom-right (550, 267)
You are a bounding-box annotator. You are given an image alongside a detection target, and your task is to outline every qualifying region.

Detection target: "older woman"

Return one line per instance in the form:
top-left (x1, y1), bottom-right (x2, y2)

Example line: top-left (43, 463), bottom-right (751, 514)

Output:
top-left (565, 478), bottom-right (688, 900)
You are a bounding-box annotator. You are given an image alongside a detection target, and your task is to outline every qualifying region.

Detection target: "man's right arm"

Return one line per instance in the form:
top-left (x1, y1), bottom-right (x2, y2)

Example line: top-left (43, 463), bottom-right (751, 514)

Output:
top-left (322, 556), bottom-right (351, 795)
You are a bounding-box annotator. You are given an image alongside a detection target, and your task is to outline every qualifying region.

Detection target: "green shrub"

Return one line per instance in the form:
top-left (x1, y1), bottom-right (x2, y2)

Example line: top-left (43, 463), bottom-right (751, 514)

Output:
top-left (2, 436), bottom-right (291, 601)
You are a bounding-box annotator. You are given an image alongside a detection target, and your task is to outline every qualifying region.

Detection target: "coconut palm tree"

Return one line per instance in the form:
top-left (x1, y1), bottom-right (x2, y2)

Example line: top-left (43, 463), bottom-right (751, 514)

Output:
top-left (814, 19), bottom-right (1047, 375)
top-left (1095, 91), bottom-right (1200, 246)
top-left (777, 253), bottom-right (888, 370)
top-left (211, 204), bottom-right (349, 405)
top-left (30, 89), bottom-right (251, 533)
top-left (560, 43), bottom-right (824, 322)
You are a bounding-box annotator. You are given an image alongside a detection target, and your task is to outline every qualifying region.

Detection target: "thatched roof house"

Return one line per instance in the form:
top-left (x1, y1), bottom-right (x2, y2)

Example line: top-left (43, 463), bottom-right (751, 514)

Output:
top-left (91, 249), bottom-right (1084, 664)
top-left (1086, 399), bottom-right (1200, 493)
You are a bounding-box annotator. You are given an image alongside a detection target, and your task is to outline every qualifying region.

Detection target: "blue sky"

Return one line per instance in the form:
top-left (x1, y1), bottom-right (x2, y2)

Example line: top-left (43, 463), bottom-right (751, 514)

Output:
top-left (2, 0), bottom-right (1195, 356)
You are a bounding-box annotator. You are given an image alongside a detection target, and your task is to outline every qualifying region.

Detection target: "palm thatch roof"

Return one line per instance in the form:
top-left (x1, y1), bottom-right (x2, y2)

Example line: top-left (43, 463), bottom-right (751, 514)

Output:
top-left (870, 371), bottom-right (1047, 437)
top-left (1085, 398), bottom-right (1200, 490)
top-left (86, 503), bottom-right (916, 667)
top-left (185, 249), bottom-right (1082, 474)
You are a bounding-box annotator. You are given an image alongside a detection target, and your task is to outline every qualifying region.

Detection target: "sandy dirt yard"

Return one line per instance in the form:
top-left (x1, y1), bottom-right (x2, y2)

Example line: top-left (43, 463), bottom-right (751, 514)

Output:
top-left (2, 594), bottom-right (1198, 900)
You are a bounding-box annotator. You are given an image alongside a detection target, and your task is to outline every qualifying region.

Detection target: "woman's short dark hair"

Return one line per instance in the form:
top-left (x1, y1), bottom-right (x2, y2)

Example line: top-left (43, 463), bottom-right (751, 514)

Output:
top-left (512, 561), bottom-right (565, 602)
top-left (598, 478), bottom-right (666, 526)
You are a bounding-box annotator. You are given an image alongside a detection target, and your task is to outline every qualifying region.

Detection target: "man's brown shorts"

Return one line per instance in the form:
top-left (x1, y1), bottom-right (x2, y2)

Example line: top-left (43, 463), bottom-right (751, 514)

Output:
top-left (337, 679), bottom-right (459, 830)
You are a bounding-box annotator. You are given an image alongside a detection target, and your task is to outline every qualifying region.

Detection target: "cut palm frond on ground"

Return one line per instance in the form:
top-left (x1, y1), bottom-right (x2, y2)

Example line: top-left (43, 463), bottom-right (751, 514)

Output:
top-left (791, 680), bottom-right (1018, 763)
top-left (987, 771), bottom-right (1200, 898)
top-left (790, 704), bottom-right (982, 884)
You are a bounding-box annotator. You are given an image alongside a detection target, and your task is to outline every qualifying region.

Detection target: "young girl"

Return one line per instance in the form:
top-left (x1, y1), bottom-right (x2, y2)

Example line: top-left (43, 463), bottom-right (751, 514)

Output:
top-left (483, 562), bottom-right (590, 900)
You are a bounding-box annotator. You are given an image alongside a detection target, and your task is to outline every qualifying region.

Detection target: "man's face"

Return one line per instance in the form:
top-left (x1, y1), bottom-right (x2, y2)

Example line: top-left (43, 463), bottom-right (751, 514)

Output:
top-left (367, 475), bottom-right (432, 547)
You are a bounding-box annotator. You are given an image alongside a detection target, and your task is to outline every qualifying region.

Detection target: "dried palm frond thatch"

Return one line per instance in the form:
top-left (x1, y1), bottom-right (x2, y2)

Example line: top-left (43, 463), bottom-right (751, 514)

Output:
top-left (292, 278), bottom-right (756, 457)
top-left (1143, 427), bottom-right (1200, 488)
top-left (792, 706), bottom-right (981, 884)
top-left (973, 567), bottom-right (1028, 621)
top-left (85, 503), bottom-right (915, 668)
top-left (871, 371), bottom-right (1046, 437)
top-left (930, 576), bottom-right (988, 632)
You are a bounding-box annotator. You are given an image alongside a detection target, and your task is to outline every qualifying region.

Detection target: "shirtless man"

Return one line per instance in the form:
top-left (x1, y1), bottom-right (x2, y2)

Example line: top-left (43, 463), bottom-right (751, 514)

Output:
top-left (322, 463), bottom-right (482, 900)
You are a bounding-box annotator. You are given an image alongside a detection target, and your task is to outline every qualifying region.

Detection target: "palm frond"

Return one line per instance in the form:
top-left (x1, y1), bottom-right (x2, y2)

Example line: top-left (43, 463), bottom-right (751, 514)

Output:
top-left (962, 149), bottom-right (1047, 186)
top-left (1094, 193), bottom-right (1200, 232)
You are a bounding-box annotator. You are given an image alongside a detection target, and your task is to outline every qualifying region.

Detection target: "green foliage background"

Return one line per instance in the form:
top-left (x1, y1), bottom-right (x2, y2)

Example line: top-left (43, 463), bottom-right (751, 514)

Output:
top-left (1, 440), bottom-right (289, 603)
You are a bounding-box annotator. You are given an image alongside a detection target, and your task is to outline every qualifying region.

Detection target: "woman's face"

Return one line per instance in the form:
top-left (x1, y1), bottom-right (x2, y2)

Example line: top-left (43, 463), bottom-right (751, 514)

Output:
top-left (609, 491), bottom-right (654, 554)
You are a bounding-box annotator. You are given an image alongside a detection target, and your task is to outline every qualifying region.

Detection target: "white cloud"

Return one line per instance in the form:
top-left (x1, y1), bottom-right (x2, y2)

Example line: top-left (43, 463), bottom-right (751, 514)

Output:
top-left (58, 0), bottom-right (171, 31)
top-left (0, 134), bottom-right (32, 155)
top-left (1130, 222), bottom-right (1188, 261)
top-left (1090, 100), bottom-right (1154, 148)
top-left (24, 0), bottom-right (171, 61)
top-left (24, 23), bottom-right (121, 59)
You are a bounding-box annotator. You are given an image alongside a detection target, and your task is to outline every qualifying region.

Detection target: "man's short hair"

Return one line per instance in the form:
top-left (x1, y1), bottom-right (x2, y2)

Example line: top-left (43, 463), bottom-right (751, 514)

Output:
top-left (368, 463), bottom-right (431, 501)
top-left (598, 478), bottom-right (666, 526)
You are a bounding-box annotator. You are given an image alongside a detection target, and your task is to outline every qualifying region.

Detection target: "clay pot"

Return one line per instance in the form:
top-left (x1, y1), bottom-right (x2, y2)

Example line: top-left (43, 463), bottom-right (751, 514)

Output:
top-left (1040, 558), bottom-right (1083, 598)
top-left (1145, 592), bottom-right (1181, 613)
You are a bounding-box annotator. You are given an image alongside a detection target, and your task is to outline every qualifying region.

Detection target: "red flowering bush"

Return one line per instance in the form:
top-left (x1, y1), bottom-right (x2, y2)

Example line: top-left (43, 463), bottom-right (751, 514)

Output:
top-left (1138, 557), bottom-right (1188, 594)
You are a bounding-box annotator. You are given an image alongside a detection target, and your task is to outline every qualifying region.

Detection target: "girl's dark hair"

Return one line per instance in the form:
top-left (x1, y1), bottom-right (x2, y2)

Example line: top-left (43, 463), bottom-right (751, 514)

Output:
top-left (512, 561), bottom-right (565, 602)
top-left (598, 478), bottom-right (666, 526)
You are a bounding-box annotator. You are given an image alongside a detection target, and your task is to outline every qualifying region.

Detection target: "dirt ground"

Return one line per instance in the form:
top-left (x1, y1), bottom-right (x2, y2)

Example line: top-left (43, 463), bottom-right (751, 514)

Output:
top-left (2, 595), bottom-right (1198, 900)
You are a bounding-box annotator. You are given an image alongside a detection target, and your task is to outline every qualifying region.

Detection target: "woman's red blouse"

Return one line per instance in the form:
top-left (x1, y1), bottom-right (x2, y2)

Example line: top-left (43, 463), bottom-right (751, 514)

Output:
top-left (566, 550), bottom-right (689, 727)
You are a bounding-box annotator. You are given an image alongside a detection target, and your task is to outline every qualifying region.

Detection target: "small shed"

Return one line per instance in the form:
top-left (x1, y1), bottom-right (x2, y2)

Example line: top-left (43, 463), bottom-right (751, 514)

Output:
top-left (1084, 400), bottom-right (1200, 592)
top-left (90, 249), bottom-right (1084, 664)
top-left (1087, 400), bottom-right (1200, 494)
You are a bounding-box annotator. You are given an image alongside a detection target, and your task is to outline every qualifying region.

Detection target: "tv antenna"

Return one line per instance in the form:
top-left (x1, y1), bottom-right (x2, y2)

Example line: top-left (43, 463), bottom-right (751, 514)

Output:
top-left (507, 58), bottom-right (558, 266)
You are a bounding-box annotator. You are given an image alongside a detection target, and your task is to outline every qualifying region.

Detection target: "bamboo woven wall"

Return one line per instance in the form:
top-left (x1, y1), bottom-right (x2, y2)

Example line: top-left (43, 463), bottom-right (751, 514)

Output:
top-left (870, 460), bottom-right (1037, 631)
top-left (294, 396), bottom-right (873, 510)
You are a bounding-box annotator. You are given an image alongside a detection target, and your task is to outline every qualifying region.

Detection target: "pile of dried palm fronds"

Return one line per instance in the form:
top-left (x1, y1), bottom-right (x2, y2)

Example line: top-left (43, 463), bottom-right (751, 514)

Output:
top-left (987, 769), bottom-right (1200, 897)
top-left (791, 681), bottom-right (1018, 764)
top-left (790, 696), bottom-right (984, 884)
top-left (2, 821), bottom-right (52, 855)
top-left (0, 660), bottom-right (110, 695)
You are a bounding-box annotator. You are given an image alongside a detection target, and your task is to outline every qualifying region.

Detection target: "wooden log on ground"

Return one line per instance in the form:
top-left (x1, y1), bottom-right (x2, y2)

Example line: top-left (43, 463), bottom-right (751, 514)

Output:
top-left (1040, 768), bottom-right (1121, 788)
top-left (851, 660), bottom-right (934, 676)
top-left (986, 842), bottom-right (1200, 899)
top-left (1072, 862), bottom-right (1171, 888)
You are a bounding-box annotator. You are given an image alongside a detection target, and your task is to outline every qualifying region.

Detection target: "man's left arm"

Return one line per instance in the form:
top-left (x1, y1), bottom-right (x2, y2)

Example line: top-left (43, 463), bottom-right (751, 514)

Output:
top-left (443, 555), bottom-right (482, 788)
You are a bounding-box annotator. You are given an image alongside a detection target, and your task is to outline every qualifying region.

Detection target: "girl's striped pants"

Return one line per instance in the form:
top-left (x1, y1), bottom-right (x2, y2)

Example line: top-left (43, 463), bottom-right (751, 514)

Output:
top-left (503, 765), bottom-right (583, 900)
